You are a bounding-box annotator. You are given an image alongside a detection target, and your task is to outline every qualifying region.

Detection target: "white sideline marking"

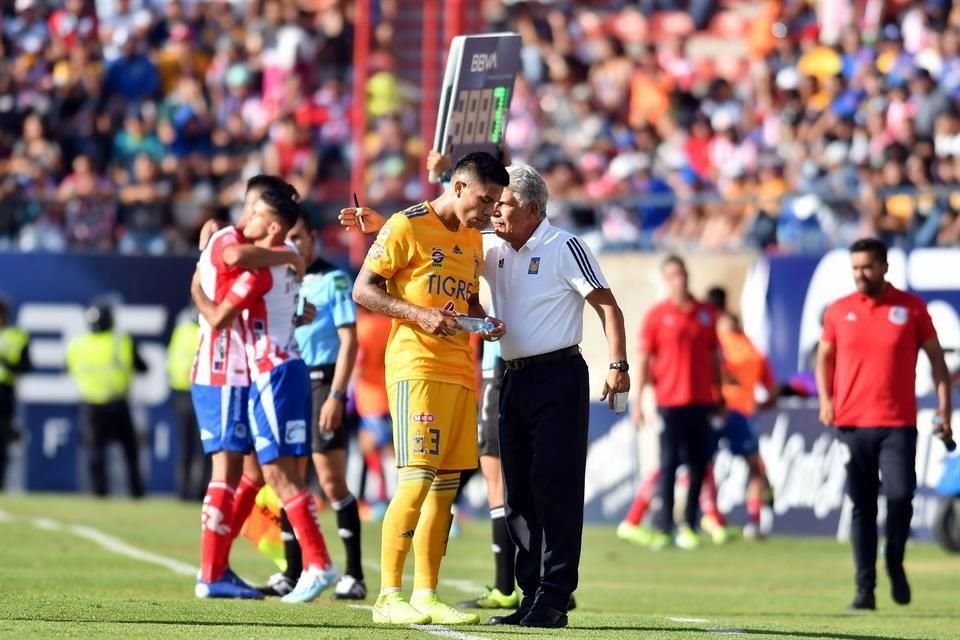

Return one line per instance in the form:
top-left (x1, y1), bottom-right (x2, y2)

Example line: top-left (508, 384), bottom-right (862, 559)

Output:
top-left (669, 617), bottom-right (709, 623)
top-left (4, 509), bottom-right (493, 639)
top-left (67, 524), bottom-right (198, 576)
top-left (411, 625), bottom-right (492, 640)
top-left (667, 616), bottom-right (744, 636)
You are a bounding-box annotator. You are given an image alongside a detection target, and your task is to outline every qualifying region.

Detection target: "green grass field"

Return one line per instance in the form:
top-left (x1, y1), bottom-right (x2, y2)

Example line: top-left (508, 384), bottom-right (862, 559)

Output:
top-left (0, 495), bottom-right (958, 639)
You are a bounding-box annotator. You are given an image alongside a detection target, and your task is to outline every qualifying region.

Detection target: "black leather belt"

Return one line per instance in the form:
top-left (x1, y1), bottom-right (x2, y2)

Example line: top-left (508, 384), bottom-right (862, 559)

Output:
top-left (504, 346), bottom-right (580, 370)
top-left (309, 364), bottom-right (336, 381)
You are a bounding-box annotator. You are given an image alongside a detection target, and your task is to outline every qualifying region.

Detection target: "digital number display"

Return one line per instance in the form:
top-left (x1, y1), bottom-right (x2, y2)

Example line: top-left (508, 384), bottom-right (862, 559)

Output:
top-left (446, 85), bottom-right (511, 147)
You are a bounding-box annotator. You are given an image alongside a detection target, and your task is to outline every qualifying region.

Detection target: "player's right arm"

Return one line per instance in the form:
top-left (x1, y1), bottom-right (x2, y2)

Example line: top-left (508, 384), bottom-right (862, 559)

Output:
top-left (192, 270), bottom-right (269, 330)
top-left (815, 306), bottom-right (836, 426)
top-left (352, 214), bottom-right (459, 336)
top-left (222, 244), bottom-right (305, 278)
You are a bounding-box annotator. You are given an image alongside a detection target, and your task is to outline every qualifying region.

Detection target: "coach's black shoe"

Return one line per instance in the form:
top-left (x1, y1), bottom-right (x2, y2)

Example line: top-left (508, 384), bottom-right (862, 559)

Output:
top-left (485, 608), bottom-right (529, 625)
top-left (257, 572), bottom-right (296, 597)
top-left (888, 565), bottom-right (911, 605)
top-left (848, 591), bottom-right (876, 611)
top-left (568, 594), bottom-right (577, 611)
top-left (520, 606), bottom-right (568, 628)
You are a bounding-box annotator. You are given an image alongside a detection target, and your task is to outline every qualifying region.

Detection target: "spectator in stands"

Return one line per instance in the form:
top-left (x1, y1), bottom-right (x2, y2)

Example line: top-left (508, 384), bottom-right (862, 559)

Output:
top-left (117, 153), bottom-right (173, 255)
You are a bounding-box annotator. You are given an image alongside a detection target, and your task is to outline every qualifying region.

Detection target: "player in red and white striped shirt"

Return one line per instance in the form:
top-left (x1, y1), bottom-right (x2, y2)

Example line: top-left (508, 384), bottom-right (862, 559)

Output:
top-left (190, 176), bottom-right (304, 599)
top-left (193, 187), bottom-right (338, 604)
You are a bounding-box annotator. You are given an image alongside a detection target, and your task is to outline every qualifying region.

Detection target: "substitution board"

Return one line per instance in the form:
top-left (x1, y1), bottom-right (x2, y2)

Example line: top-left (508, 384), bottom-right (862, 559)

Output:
top-left (431, 32), bottom-right (521, 182)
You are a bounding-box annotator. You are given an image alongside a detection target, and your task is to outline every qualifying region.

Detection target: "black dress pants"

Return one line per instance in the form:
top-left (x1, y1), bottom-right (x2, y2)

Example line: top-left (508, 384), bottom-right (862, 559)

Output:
top-left (499, 351), bottom-right (589, 613)
top-left (654, 404), bottom-right (713, 533)
top-left (837, 426), bottom-right (917, 593)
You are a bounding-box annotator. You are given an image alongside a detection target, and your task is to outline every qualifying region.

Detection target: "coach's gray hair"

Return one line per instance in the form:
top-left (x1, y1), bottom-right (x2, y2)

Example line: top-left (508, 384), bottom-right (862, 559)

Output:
top-left (507, 163), bottom-right (548, 220)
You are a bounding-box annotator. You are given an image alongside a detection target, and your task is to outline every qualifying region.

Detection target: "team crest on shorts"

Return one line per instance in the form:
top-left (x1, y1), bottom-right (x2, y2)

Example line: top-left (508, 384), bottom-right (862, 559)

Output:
top-left (889, 306), bottom-right (908, 325)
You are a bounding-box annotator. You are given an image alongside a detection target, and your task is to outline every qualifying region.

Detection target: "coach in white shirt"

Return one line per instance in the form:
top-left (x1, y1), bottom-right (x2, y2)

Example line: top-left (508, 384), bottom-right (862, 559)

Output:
top-left (336, 164), bottom-right (630, 628)
top-left (483, 164), bottom-right (630, 629)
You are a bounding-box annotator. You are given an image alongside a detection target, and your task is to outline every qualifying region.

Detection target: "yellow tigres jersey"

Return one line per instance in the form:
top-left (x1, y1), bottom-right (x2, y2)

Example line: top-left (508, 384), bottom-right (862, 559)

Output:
top-left (363, 201), bottom-right (483, 390)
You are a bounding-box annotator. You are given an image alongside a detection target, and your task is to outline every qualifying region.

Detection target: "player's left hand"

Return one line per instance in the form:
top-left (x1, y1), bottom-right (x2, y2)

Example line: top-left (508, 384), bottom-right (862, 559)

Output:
top-left (601, 370), bottom-right (630, 410)
top-left (481, 316), bottom-right (506, 341)
top-left (296, 302), bottom-right (317, 326)
top-left (319, 396), bottom-right (344, 432)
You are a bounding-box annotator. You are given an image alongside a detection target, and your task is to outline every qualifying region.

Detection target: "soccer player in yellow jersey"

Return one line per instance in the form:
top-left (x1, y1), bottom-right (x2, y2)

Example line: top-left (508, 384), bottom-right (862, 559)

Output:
top-left (353, 152), bottom-right (509, 625)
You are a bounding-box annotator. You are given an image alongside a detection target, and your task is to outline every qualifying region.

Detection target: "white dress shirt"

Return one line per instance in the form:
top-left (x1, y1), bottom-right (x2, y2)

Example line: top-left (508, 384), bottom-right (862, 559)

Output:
top-left (483, 219), bottom-right (609, 361)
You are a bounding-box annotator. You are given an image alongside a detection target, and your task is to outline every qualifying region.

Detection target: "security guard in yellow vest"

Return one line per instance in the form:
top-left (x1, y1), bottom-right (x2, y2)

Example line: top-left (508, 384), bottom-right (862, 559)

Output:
top-left (66, 299), bottom-right (147, 497)
top-left (0, 296), bottom-right (31, 490)
top-left (166, 306), bottom-right (209, 501)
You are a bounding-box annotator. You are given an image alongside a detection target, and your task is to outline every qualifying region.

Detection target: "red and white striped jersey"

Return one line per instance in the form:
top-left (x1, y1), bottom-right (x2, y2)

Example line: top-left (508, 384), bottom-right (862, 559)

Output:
top-left (192, 226), bottom-right (252, 387)
top-left (224, 245), bottom-right (302, 378)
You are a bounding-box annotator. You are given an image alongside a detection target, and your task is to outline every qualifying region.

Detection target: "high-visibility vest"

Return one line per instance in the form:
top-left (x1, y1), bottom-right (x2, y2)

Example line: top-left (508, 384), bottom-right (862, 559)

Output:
top-left (166, 322), bottom-right (199, 392)
top-left (0, 326), bottom-right (29, 387)
top-left (66, 331), bottom-right (135, 405)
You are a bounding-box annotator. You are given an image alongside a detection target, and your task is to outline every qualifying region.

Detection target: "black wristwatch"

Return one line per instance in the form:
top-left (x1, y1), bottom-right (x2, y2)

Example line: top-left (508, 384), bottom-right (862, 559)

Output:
top-left (610, 360), bottom-right (629, 372)
top-left (329, 389), bottom-right (347, 403)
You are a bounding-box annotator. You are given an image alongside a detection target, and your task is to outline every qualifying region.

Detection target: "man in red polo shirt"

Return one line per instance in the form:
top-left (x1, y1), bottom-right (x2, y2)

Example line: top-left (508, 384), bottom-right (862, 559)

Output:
top-left (627, 255), bottom-right (723, 550)
top-left (817, 238), bottom-right (953, 611)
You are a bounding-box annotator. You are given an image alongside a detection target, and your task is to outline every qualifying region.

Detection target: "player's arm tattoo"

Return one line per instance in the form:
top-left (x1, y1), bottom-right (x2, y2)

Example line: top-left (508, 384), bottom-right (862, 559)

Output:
top-left (352, 266), bottom-right (425, 323)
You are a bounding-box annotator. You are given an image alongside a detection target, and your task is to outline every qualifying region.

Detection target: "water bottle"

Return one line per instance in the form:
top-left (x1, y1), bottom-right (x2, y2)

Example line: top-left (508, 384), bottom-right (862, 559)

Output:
top-left (933, 415), bottom-right (957, 453)
top-left (455, 316), bottom-right (496, 335)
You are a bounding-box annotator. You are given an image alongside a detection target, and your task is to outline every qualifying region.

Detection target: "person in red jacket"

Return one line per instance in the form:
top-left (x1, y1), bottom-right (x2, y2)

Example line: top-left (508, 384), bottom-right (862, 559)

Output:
top-left (626, 255), bottom-right (723, 551)
top-left (816, 237), bottom-right (953, 611)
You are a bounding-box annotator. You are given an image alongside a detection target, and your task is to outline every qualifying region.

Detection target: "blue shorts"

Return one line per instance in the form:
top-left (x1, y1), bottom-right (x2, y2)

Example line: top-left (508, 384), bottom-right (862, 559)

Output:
top-left (711, 410), bottom-right (760, 458)
top-left (248, 359), bottom-right (312, 464)
top-left (191, 384), bottom-right (252, 455)
top-left (359, 414), bottom-right (393, 449)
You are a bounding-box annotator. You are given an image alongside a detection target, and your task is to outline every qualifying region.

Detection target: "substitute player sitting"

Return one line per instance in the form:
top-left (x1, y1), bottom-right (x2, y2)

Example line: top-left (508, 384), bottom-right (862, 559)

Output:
top-left (193, 188), bottom-right (338, 603)
top-left (353, 152), bottom-right (508, 625)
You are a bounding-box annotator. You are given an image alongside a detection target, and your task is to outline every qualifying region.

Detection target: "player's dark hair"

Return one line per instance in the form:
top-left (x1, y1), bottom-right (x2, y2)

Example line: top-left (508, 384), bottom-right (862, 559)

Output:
top-left (849, 237), bottom-right (887, 263)
top-left (297, 211), bottom-right (316, 232)
top-left (258, 188), bottom-right (301, 230)
top-left (246, 174), bottom-right (300, 202)
top-left (661, 254), bottom-right (686, 272)
top-left (452, 151), bottom-right (509, 187)
top-left (706, 286), bottom-right (727, 311)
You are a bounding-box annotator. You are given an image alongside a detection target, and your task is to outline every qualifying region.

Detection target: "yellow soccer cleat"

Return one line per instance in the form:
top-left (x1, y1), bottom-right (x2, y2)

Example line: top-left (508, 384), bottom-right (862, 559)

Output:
top-left (372, 592), bottom-right (432, 625)
top-left (410, 591), bottom-right (480, 625)
top-left (616, 521), bottom-right (654, 546)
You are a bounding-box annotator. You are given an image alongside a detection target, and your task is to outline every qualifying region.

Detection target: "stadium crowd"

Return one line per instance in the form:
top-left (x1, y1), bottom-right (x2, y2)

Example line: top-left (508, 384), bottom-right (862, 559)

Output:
top-left (1, 0), bottom-right (960, 255)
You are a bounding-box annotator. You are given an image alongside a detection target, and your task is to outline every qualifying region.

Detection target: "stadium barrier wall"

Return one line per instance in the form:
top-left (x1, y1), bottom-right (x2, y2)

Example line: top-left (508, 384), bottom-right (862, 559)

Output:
top-left (578, 400), bottom-right (952, 540)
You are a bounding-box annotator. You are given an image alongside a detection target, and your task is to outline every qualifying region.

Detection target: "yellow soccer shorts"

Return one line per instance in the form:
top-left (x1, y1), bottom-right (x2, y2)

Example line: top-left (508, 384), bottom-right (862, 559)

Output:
top-left (388, 379), bottom-right (478, 471)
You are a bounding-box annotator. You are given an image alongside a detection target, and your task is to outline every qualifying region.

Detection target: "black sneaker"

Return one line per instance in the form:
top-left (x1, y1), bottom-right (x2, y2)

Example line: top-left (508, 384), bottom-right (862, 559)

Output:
top-left (848, 591), bottom-right (876, 611)
top-left (333, 575), bottom-right (367, 600)
top-left (257, 572), bottom-right (296, 597)
top-left (888, 565), bottom-right (911, 605)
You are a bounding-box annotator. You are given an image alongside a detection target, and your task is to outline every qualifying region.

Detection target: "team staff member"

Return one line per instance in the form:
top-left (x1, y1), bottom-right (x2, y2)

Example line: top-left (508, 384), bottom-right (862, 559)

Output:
top-left (166, 305), bottom-right (208, 501)
top-left (630, 256), bottom-right (723, 551)
top-left (263, 212), bottom-right (365, 601)
top-left (354, 152), bottom-right (508, 626)
top-left (66, 298), bottom-right (147, 498)
top-left (484, 164), bottom-right (628, 628)
top-left (816, 238), bottom-right (952, 610)
top-left (0, 296), bottom-right (31, 490)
